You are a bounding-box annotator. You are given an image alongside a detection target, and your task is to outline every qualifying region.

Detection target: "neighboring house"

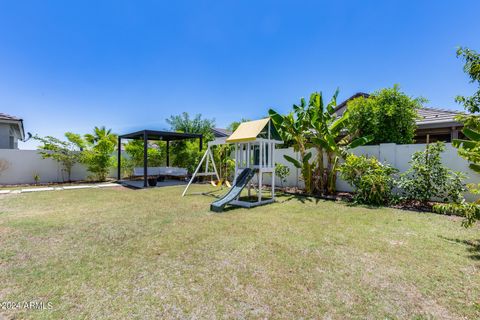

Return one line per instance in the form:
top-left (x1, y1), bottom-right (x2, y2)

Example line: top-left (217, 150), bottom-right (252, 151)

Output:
top-left (211, 127), bottom-right (232, 138)
top-left (0, 113), bottom-right (25, 149)
top-left (334, 93), bottom-right (464, 143)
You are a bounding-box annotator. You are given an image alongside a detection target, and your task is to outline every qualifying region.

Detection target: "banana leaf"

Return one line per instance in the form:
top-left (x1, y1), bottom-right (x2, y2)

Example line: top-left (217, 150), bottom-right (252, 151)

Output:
top-left (284, 155), bottom-right (301, 168)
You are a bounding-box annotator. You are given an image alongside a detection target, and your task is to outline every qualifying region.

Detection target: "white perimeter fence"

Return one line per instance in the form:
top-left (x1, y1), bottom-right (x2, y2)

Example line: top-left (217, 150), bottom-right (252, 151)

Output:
top-left (1, 144), bottom-right (479, 200)
top-left (262, 143), bottom-right (480, 201)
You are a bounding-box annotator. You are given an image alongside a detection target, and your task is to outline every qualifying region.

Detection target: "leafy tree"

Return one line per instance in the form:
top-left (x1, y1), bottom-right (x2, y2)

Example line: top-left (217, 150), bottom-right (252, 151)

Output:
top-left (227, 118), bottom-right (250, 132)
top-left (171, 140), bottom-right (203, 173)
top-left (453, 47), bottom-right (480, 173)
top-left (455, 47), bottom-right (480, 119)
top-left (429, 48), bottom-right (480, 227)
top-left (167, 112), bottom-right (215, 142)
top-left (167, 113), bottom-right (215, 173)
top-left (124, 140), bottom-right (165, 166)
top-left (398, 142), bottom-right (466, 204)
top-left (347, 85), bottom-right (424, 144)
top-left (212, 144), bottom-right (235, 182)
top-left (122, 140), bottom-right (165, 176)
top-left (208, 119), bottom-right (247, 181)
top-left (34, 134), bottom-right (83, 182)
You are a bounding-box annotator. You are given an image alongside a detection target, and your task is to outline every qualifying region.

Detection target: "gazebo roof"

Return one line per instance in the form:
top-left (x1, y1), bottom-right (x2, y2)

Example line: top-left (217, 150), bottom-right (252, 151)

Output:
top-left (119, 130), bottom-right (202, 141)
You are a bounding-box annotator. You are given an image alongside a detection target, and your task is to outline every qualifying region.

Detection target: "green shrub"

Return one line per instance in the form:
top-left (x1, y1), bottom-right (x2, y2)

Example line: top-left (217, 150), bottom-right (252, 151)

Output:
top-left (433, 201), bottom-right (480, 227)
top-left (275, 163), bottom-right (290, 188)
top-left (213, 144), bottom-right (235, 181)
top-left (121, 140), bottom-right (165, 177)
top-left (398, 142), bottom-right (466, 203)
top-left (339, 154), bottom-right (397, 205)
top-left (432, 183), bottom-right (480, 227)
top-left (171, 140), bottom-right (203, 174)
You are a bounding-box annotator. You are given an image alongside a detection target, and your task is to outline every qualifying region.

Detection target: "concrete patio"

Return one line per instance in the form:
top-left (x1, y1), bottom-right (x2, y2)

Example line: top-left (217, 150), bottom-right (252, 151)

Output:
top-left (119, 179), bottom-right (188, 189)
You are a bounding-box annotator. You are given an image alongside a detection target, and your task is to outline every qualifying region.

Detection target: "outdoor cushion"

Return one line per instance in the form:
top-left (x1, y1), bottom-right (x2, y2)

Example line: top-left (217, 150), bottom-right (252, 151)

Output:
top-left (133, 167), bottom-right (188, 177)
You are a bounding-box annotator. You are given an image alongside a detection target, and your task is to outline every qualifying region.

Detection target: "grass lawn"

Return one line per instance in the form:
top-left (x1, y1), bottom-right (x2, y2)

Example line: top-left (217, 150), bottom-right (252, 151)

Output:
top-left (0, 185), bottom-right (479, 319)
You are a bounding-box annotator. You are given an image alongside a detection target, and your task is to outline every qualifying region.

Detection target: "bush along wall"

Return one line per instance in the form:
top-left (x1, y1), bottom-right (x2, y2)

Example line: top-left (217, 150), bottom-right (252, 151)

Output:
top-left (338, 141), bottom-right (479, 227)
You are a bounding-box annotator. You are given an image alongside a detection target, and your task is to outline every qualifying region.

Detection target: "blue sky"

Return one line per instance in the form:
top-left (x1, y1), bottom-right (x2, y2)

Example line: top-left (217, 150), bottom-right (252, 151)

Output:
top-left (1, 1), bottom-right (479, 149)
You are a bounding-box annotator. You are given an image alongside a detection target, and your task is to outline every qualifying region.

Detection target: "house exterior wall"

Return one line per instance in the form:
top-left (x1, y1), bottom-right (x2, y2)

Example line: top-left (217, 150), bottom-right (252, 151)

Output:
top-left (0, 123), bottom-right (14, 149)
top-left (0, 122), bottom-right (23, 149)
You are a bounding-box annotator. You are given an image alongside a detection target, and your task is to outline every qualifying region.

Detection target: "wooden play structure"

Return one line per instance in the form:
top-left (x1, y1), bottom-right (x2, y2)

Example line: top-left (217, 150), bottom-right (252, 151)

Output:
top-left (210, 118), bottom-right (283, 211)
top-left (182, 118), bottom-right (282, 211)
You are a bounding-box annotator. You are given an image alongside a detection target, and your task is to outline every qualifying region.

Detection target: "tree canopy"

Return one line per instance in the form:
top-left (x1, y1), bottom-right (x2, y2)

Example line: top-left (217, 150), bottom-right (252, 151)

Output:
top-left (166, 112), bottom-right (215, 142)
top-left (346, 85), bottom-right (424, 144)
top-left (455, 47), bottom-right (480, 128)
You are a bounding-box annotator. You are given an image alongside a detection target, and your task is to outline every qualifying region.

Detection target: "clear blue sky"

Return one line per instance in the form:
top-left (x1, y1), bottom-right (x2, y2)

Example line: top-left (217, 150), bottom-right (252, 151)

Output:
top-left (1, 1), bottom-right (479, 149)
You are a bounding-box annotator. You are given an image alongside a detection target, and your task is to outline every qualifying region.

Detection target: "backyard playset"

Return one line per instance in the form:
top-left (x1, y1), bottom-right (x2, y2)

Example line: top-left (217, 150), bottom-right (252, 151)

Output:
top-left (183, 118), bottom-right (283, 212)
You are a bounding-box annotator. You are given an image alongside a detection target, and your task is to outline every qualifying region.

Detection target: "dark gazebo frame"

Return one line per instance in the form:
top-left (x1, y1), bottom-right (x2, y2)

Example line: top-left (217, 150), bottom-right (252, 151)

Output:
top-left (118, 130), bottom-right (203, 187)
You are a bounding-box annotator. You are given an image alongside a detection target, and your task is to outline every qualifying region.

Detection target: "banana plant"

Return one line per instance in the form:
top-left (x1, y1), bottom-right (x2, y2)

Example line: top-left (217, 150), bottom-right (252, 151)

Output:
top-left (453, 127), bottom-right (480, 173)
top-left (271, 90), bottom-right (373, 195)
top-left (307, 91), bottom-right (373, 194)
top-left (269, 99), bottom-right (316, 194)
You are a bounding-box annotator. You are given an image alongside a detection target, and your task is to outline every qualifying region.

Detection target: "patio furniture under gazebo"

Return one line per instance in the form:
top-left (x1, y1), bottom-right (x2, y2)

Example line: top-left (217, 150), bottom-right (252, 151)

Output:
top-left (117, 130), bottom-right (203, 188)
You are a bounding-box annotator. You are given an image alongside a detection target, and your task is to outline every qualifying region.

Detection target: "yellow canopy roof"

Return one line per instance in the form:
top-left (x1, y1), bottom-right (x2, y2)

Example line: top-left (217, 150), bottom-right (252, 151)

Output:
top-left (226, 118), bottom-right (270, 143)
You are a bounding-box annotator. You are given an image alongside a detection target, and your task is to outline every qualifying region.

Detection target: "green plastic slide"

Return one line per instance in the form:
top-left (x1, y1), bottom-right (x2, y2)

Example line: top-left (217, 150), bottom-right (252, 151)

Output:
top-left (210, 168), bottom-right (256, 212)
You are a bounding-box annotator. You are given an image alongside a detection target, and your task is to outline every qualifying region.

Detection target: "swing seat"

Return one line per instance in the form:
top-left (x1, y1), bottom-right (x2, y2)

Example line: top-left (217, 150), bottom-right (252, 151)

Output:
top-left (210, 179), bottom-right (222, 187)
top-left (209, 179), bottom-right (232, 188)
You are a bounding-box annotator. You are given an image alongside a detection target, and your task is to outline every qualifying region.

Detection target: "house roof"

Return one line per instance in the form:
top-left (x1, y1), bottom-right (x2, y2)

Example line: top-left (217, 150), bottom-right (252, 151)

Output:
top-left (0, 113), bottom-right (22, 121)
top-left (211, 127), bottom-right (232, 137)
top-left (416, 107), bottom-right (463, 129)
top-left (226, 118), bottom-right (271, 143)
top-left (0, 113), bottom-right (25, 140)
top-left (334, 92), bottom-right (370, 115)
top-left (334, 93), bottom-right (463, 129)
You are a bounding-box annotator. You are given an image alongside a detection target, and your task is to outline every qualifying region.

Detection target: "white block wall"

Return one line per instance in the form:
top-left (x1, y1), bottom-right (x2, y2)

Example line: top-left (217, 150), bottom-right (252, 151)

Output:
top-left (1, 144), bottom-right (479, 199)
top-left (263, 143), bottom-right (480, 200)
top-left (0, 149), bottom-right (89, 184)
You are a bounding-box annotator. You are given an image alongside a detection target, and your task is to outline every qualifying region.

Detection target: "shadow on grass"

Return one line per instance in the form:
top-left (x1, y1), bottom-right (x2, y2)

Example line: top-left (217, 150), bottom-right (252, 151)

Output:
top-left (279, 193), bottom-right (314, 204)
top-left (439, 236), bottom-right (480, 261)
top-left (282, 193), bottom-right (348, 205)
top-left (344, 202), bottom-right (384, 210)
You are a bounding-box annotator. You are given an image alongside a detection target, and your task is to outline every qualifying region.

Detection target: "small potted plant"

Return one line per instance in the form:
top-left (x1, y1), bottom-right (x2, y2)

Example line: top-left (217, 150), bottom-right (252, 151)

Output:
top-left (148, 176), bottom-right (157, 187)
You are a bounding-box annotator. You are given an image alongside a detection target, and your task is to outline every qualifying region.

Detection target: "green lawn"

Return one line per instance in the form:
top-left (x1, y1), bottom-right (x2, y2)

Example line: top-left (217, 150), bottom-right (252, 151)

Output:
top-left (0, 185), bottom-right (479, 319)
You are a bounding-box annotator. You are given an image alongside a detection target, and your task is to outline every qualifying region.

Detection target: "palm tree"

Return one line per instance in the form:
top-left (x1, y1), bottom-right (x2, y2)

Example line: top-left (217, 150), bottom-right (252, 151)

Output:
top-left (85, 126), bottom-right (117, 145)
